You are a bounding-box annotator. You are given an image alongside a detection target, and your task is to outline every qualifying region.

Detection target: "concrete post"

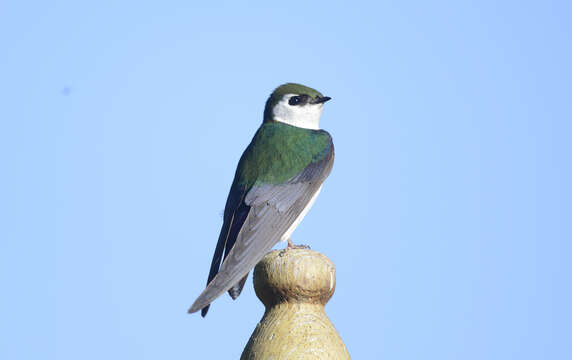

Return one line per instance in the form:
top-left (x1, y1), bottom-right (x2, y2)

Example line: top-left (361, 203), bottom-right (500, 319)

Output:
top-left (241, 248), bottom-right (350, 359)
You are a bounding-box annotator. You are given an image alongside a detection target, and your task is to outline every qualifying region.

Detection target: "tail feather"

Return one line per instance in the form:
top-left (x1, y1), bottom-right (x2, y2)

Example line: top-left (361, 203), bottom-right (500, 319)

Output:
top-left (198, 273), bottom-right (248, 317)
top-left (228, 273), bottom-right (249, 300)
top-left (197, 232), bottom-right (227, 317)
top-left (190, 202), bottom-right (251, 316)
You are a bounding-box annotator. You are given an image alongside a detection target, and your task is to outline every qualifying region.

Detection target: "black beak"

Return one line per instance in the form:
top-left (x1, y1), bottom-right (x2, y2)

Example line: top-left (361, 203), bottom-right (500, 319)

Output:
top-left (311, 96), bottom-right (332, 104)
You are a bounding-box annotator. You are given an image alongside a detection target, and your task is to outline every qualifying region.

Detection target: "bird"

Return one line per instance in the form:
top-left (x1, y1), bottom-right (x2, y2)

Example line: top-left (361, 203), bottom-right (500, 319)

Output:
top-left (188, 83), bottom-right (334, 317)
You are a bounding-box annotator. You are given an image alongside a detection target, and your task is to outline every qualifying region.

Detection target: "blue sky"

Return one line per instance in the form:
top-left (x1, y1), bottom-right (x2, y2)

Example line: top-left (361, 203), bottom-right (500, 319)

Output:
top-left (1, 1), bottom-right (571, 359)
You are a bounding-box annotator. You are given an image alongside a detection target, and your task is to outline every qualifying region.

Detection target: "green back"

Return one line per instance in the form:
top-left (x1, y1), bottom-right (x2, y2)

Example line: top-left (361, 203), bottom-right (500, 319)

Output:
top-left (236, 122), bottom-right (332, 187)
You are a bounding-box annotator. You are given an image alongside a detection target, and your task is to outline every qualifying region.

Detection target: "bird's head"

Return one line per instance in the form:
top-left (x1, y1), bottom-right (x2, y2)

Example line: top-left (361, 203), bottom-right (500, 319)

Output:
top-left (263, 83), bottom-right (331, 130)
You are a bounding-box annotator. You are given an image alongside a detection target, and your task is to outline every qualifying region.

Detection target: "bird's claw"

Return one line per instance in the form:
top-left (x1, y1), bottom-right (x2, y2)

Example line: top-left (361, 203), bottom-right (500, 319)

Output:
top-left (285, 238), bottom-right (310, 250)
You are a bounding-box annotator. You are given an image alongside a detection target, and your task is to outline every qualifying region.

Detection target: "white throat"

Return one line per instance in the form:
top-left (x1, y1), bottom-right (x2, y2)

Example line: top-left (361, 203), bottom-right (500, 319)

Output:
top-left (272, 94), bottom-right (323, 130)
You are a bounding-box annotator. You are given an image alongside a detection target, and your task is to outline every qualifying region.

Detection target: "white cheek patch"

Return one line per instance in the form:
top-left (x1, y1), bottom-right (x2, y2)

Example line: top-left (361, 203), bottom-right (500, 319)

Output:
top-left (272, 94), bottom-right (323, 130)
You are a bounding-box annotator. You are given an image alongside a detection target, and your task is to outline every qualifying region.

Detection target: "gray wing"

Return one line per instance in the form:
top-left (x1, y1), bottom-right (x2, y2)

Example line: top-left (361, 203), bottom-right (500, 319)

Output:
top-left (188, 150), bottom-right (333, 314)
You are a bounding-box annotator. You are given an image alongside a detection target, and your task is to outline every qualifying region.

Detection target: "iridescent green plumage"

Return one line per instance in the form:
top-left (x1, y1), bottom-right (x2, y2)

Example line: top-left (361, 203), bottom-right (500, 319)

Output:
top-left (238, 122), bottom-right (332, 186)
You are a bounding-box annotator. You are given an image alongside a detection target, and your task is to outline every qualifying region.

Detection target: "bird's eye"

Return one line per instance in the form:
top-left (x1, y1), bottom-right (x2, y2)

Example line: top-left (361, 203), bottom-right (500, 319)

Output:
top-left (288, 96), bottom-right (301, 106)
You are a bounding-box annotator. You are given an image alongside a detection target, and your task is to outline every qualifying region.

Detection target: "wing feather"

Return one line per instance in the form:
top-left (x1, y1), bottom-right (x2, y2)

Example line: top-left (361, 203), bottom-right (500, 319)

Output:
top-left (189, 137), bottom-right (334, 315)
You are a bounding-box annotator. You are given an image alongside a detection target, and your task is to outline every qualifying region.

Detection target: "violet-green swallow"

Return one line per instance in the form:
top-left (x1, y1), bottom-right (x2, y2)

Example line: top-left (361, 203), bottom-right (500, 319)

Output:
top-left (188, 83), bottom-right (334, 316)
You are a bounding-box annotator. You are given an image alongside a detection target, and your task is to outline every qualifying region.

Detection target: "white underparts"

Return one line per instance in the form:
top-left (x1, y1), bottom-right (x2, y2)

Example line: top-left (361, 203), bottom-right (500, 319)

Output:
top-left (272, 94), bottom-right (323, 130)
top-left (280, 185), bottom-right (323, 242)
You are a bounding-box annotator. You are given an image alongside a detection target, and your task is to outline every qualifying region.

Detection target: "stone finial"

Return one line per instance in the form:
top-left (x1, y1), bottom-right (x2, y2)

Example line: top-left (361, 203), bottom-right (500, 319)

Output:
top-left (241, 248), bottom-right (350, 359)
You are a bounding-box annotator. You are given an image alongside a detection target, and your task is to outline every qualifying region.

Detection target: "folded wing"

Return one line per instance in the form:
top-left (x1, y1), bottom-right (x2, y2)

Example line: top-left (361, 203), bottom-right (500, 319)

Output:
top-left (188, 148), bottom-right (333, 314)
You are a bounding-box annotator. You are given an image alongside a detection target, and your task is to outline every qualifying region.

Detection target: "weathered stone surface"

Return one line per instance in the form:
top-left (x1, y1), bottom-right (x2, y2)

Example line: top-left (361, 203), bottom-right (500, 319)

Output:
top-left (241, 248), bottom-right (350, 360)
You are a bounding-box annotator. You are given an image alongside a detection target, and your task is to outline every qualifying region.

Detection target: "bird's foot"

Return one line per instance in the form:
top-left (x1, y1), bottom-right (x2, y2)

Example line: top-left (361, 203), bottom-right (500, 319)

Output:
top-left (286, 238), bottom-right (310, 250)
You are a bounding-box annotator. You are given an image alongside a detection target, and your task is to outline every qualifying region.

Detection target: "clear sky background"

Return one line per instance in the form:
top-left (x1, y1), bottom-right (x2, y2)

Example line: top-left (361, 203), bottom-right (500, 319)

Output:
top-left (1, 1), bottom-right (571, 359)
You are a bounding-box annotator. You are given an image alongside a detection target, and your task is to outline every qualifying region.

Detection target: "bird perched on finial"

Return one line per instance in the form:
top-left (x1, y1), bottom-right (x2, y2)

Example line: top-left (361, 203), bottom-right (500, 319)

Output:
top-left (188, 83), bottom-right (334, 316)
